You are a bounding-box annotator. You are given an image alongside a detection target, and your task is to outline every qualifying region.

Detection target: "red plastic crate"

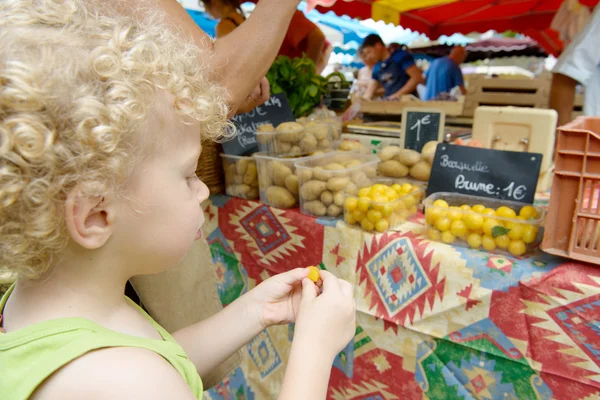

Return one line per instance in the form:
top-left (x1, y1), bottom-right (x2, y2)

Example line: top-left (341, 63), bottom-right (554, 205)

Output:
top-left (542, 117), bottom-right (600, 264)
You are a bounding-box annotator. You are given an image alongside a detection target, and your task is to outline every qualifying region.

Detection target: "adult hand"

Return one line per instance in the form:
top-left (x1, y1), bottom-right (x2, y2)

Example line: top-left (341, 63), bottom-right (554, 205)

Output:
top-left (234, 77), bottom-right (270, 115)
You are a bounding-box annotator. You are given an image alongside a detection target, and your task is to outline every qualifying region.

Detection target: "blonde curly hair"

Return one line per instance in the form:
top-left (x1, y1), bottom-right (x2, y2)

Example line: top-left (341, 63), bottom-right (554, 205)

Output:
top-left (0, 0), bottom-right (230, 280)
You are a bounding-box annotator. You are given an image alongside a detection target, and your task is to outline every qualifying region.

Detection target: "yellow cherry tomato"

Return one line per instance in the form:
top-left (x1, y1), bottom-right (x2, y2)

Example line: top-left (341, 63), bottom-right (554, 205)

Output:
top-left (442, 231), bottom-right (456, 244)
top-left (496, 206), bottom-right (517, 219)
top-left (381, 204), bottom-right (394, 218)
top-left (307, 266), bottom-right (321, 283)
top-left (522, 225), bottom-right (538, 244)
top-left (447, 207), bottom-right (463, 222)
top-left (433, 199), bottom-right (450, 208)
top-left (508, 240), bottom-right (526, 257)
top-left (483, 208), bottom-right (496, 217)
top-left (402, 195), bottom-right (417, 209)
top-left (391, 183), bottom-right (402, 193)
top-left (401, 183), bottom-right (414, 193)
top-left (450, 220), bottom-right (468, 238)
top-left (358, 187), bottom-right (371, 198)
top-left (495, 234), bottom-right (510, 249)
top-left (467, 233), bottom-right (482, 249)
top-left (428, 228), bottom-right (442, 241)
top-left (385, 188), bottom-right (398, 199)
top-left (375, 219), bottom-right (390, 233)
top-left (460, 205), bottom-right (472, 212)
top-left (464, 213), bottom-right (484, 231)
top-left (394, 200), bottom-right (407, 212)
top-left (367, 209), bottom-right (383, 224)
top-left (482, 219), bottom-right (501, 236)
top-left (344, 213), bottom-right (356, 225)
top-left (508, 224), bottom-right (525, 240)
top-left (344, 197), bottom-right (358, 212)
top-left (357, 197), bottom-right (371, 212)
top-left (435, 217), bottom-right (452, 232)
top-left (519, 205), bottom-right (538, 220)
top-left (472, 204), bottom-right (486, 214)
top-left (353, 210), bottom-right (365, 222)
top-left (361, 218), bottom-right (375, 231)
top-left (482, 235), bottom-right (497, 251)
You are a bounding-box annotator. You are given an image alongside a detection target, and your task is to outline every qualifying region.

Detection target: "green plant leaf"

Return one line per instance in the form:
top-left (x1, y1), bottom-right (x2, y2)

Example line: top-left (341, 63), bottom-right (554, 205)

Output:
top-left (492, 226), bottom-right (510, 238)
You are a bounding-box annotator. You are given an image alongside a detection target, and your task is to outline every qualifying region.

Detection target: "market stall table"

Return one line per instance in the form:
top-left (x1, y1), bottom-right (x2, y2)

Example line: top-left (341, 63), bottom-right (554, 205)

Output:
top-left (202, 195), bottom-right (600, 400)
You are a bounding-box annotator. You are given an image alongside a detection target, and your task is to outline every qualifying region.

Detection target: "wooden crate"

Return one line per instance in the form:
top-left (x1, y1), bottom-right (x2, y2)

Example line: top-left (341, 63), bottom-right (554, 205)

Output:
top-left (359, 96), bottom-right (464, 116)
top-left (463, 73), bottom-right (552, 117)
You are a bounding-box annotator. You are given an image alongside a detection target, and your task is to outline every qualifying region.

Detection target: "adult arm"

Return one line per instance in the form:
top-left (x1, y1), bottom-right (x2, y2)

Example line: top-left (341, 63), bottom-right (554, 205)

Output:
top-left (550, 73), bottom-right (578, 127)
top-left (362, 79), bottom-right (381, 101)
top-left (389, 65), bottom-right (424, 98)
top-left (215, 19), bottom-right (238, 38)
top-left (130, 0), bottom-right (298, 113)
top-left (304, 27), bottom-right (326, 63)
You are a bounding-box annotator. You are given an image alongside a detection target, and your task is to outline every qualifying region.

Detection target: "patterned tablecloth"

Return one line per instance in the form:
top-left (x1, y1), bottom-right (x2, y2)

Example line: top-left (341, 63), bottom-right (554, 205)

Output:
top-left (202, 195), bottom-right (600, 400)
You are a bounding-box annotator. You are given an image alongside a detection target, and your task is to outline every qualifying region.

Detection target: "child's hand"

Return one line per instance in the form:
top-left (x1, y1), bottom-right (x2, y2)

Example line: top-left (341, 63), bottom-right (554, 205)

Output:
top-left (293, 270), bottom-right (356, 361)
top-left (245, 268), bottom-right (311, 329)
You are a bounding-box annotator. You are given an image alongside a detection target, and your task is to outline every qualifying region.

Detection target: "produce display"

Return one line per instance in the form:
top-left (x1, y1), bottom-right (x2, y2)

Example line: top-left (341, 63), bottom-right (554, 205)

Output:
top-left (423, 192), bottom-right (544, 257)
top-left (222, 154), bottom-right (259, 200)
top-left (255, 152), bottom-right (318, 209)
top-left (343, 181), bottom-right (424, 233)
top-left (295, 152), bottom-right (379, 218)
top-left (378, 141), bottom-right (438, 182)
top-left (256, 121), bottom-right (333, 156)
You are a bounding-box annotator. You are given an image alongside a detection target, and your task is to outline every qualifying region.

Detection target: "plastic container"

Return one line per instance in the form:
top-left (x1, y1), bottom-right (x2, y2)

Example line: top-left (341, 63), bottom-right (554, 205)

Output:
top-left (254, 152), bottom-right (318, 209)
top-left (221, 154), bottom-right (259, 200)
top-left (339, 134), bottom-right (401, 155)
top-left (423, 192), bottom-right (545, 257)
top-left (294, 152), bottom-right (379, 218)
top-left (542, 117), bottom-right (600, 264)
top-left (256, 121), bottom-right (333, 156)
top-left (343, 178), bottom-right (424, 232)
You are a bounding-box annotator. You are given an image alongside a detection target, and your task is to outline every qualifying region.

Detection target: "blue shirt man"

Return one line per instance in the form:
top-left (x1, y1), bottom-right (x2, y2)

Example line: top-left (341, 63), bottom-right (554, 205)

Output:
top-left (424, 47), bottom-right (467, 101)
top-left (360, 34), bottom-right (423, 100)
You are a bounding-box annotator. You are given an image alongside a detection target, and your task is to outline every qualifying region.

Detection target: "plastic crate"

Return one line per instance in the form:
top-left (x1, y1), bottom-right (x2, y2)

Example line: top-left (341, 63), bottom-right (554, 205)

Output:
top-left (542, 117), bottom-right (600, 264)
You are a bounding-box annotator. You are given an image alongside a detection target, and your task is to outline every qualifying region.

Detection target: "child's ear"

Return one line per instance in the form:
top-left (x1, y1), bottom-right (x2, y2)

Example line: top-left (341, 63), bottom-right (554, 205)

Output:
top-left (64, 188), bottom-right (115, 250)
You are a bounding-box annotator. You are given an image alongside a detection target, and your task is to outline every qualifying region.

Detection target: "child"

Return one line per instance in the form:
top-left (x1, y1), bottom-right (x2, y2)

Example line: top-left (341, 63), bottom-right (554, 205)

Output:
top-left (0, 1), bottom-right (356, 399)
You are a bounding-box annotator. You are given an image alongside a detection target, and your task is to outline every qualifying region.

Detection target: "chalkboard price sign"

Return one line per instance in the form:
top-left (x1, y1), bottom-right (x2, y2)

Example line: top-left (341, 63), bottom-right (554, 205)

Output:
top-left (222, 93), bottom-right (295, 156)
top-left (401, 108), bottom-right (445, 153)
top-left (427, 144), bottom-right (542, 204)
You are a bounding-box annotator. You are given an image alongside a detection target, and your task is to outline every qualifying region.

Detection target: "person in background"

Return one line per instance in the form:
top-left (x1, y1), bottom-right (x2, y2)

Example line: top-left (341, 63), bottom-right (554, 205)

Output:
top-left (278, 10), bottom-right (327, 69)
top-left (550, 5), bottom-right (600, 127)
top-left (360, 34), bottom-right (424, 100)
top-left (423, 46), bottom-right (467, 101)
top-left (353, 46), bottom-right (384, 97)
top-left (201, 0), bottom-right (245, 38)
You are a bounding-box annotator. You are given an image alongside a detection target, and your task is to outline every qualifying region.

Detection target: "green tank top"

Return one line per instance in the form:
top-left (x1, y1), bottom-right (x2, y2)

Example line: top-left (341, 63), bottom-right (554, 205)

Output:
top-left (0, 284), bottom-right (203, 400)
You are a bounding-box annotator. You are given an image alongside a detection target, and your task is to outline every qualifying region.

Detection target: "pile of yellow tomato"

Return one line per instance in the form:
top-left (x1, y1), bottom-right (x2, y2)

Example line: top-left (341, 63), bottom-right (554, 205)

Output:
top-left (344, 182), bottom-right (422, 233)
top-left (425, 199), bottom-right (540, 257)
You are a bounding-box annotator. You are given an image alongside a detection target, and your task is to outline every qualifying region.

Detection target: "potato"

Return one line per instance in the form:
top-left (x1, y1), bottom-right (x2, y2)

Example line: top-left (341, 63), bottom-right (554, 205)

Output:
top-left (422, 152), bottom-right (435, 164)
top-left (259, 166), bottom-right (272, 187)
top-left (307, 124), bottom-right (330, 141)
top-left (299, 133), bottom-right (317, 152)
top-left (327, 176), bottom-right (349, 192)
top-left (379, 146), bottom-right (400, 161)
top-left (313, 167), bottom-right (330, 181)
top-left (304, 200), bottom-right (327, 216)
top-left (235, 159), bottom-right (249, 175)
top-left (243, 173), bottom-right (256, 186)
top-left (271, 161), bottom-right (293, 186)
top-left (247, 188), bottom-right (259, 199)
top-left (396, 149), bottom-right (421, 167)
top-left (284, 174), bottom-right (299, 195)
top-left (364, 167), bottom-right (377, 178)
top-left (410, 161), bottom-right (432, 181)
top-left (320, 190), bottom-right (333, 206)
top-left (233, 175), bottom-right (244, 185)
top-left (266, 186), bottom-right (296, 208)
top-left (235, 184), bottom-right (251, 196)
top-left (290, 145), bottom-right (302, 154)
top-left (298, 168), bottom-right (313, 182)
top-left (380, 160), bottom-right (409, 178)
top-left (318, 139), bottom-right (330, 149)
top-left (339, 140), bottom-right (364, 152)
top-left (300, 180), bottom-right (327, 201)
top-left (324, 162), bottom-right (346, 171)
top-left (351, 171), bottom-right (368, 185)
top-left (276, 122), bottom-right (305, 142)
top-left (421, 141), bottom-right (439, 157)
top-left (311, 150), bottom-right (325, 156)
top-left (277, 141), bottom-right (292, 153)
top-left (245, 162), bottom-right (257, 179)
top-left (345, 160), bottom-right (362, 169)
top-left (257, 123), bottom-right (275, 132)
top-left (333, 192), bottom-right (344, 207)
top-left (345, 182), bottom-right (358, 196)
top-left (327, 204), bottom-right (342, 217)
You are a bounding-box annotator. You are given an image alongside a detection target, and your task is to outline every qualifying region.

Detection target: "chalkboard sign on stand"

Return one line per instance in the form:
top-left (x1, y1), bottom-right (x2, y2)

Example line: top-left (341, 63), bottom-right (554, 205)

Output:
top-left (222, 93), bottom-right (295, 156)
top-left (426, 144), bottom-right (542, 204)
top-left (400, 108), bottom-right (445, 152)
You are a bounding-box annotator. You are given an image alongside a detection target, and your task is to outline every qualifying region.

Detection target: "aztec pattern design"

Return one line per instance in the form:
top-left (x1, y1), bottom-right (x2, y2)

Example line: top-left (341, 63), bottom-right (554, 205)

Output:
top-left (202, 197), bottom-right (600, 400)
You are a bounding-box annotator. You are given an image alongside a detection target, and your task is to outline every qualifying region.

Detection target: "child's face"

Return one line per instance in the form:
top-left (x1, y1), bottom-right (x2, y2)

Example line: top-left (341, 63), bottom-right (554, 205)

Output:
top-left (110, 96), bottom-right (209, 274)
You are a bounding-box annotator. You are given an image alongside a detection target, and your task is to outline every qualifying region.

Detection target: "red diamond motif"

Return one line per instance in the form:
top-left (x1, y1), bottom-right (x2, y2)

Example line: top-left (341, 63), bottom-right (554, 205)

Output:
top-left (380, 267), bottom-right (386, 276)
top-left (471, 375), bottom-right (486, 394)
top-left (391, 267), bottom-right (403, 283)
top-left (390, 294), bottom-right (398, 302)
top-left (408, 274), bottom-right (415, 284)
